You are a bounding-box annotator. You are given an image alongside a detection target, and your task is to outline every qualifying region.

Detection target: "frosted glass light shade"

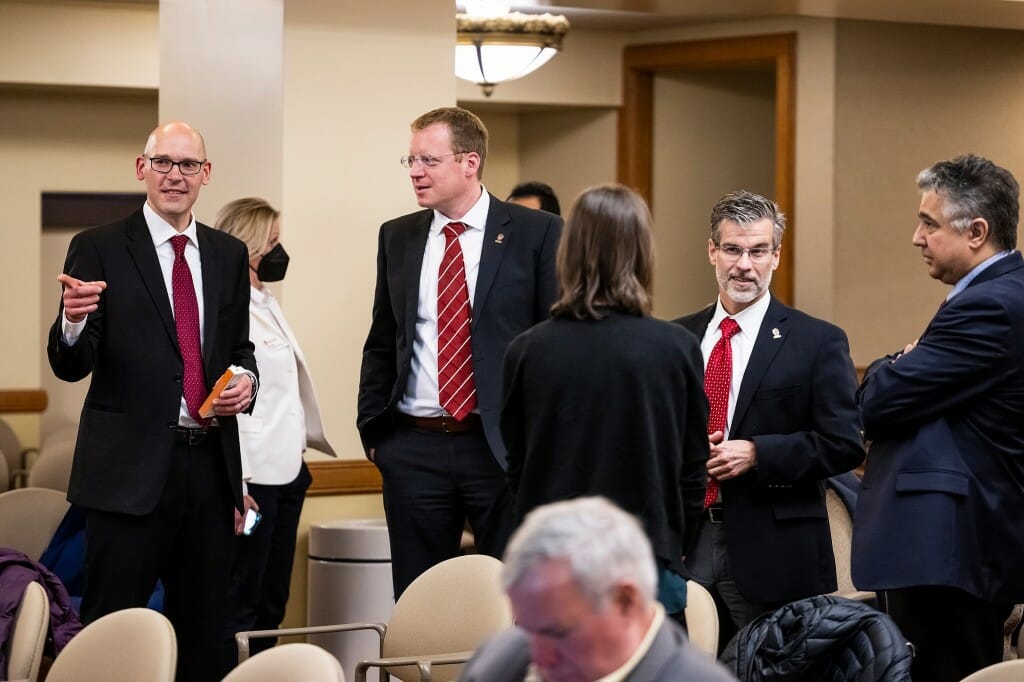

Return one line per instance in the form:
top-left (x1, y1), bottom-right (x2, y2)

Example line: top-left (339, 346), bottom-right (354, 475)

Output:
top-left (455, 12), bottom-right (569, 96)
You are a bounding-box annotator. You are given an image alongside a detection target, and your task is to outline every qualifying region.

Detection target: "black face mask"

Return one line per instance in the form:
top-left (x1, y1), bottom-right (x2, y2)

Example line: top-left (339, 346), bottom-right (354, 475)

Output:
top-left (253, 243), bottom-right (289, 282)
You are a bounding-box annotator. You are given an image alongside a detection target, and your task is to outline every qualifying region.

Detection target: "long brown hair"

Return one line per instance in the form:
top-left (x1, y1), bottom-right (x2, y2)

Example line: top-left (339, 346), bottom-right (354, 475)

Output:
top-left (551, 184), bottom-right (654, 320)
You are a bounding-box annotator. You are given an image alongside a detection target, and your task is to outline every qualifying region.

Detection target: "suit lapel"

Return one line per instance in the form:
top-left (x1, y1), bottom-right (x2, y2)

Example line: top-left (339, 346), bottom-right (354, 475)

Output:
top-left (125, 211), bottom-right (178, 351)
top-left (197, 225), bottom-right (222, 372)
top-left (732, 297), bottom-right (788, 433)
top-left (403, 212), bottom-right (432, 336)
top-left (681, 305), bottom-right (715, 339)
top-left (473, 194), bottom-right (511, 331)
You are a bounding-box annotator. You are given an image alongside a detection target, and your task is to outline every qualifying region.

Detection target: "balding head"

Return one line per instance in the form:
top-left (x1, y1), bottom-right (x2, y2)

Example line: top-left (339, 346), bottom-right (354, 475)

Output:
top-left (143, 121), bottom-right (207, 159)
top-left (136, 121), bottom-right (211, 232)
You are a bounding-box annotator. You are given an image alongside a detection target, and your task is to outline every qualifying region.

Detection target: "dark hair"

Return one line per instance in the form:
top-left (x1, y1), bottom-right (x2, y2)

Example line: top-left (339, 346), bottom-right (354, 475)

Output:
top-left (709, 190), bottom-right (786, 248)
top-left (508, 181), bottom-right (561, 216)
top-left (411, 107), bottom-right (488, 178)
top-left (551, 184), bottom-right (653, 320)
top-left (917, 154), bottom-right (1019, 250)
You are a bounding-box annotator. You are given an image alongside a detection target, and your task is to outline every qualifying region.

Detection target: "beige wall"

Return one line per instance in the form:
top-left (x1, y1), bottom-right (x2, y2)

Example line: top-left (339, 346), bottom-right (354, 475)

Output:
top-left (833, 20), bottom-right (1024, 364)
top-left (651, 69), bottom-right (776, 320)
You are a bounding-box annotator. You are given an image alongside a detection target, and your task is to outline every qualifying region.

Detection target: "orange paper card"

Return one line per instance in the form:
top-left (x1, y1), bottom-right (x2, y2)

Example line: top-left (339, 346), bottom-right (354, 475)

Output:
top-left (199, 368), bottom-right (237, 418)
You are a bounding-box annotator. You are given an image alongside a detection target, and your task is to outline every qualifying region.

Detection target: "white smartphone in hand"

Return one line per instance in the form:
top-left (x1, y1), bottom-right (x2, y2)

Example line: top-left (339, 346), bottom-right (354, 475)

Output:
top-left (242, 508), bottom-right (262, 536)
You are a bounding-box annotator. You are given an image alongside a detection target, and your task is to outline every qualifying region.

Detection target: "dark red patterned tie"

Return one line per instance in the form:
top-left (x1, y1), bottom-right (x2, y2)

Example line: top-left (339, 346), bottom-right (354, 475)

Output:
top-left (437, 222), bottom-right (477, 421)
top-left (703, 317), bottom-right (740, 508)
top-left (170, 235), bottom-right (208, 425)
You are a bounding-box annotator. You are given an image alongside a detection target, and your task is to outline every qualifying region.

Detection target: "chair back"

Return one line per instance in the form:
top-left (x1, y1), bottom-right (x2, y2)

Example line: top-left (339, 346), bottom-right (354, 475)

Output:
top-left (27, 439), bottom-right (75, 493)
top-left (4, 581), bottom-right (49, 682)
top-left (223, 643), bottom-right (345, 681)
top-left (0, 417), bottom-right (25, 479)
top-left (382, 554), bottom-right (512, 682)
top-left (0, 487), bottom-right (71, 560)
top-left (825, 488), bottom-right (876, 602)
top-left (684, 580), bottom-right (719, 657)
top-left (961, 659), bottom-right (1024, 681)
top-left (45, 608), bottom-right (176, 682)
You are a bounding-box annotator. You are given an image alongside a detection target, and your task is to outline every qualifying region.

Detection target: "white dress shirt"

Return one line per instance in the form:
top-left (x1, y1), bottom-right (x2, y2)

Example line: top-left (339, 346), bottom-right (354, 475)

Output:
top-left (699, 292), bottom-right (772, 439)
top-left (398, 186), bottom-right (489, 417)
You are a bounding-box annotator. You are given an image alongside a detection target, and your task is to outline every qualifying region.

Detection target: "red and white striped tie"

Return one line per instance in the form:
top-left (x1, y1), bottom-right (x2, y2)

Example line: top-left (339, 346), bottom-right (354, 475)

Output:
top-left (437, 222), bottom-right (477, 421)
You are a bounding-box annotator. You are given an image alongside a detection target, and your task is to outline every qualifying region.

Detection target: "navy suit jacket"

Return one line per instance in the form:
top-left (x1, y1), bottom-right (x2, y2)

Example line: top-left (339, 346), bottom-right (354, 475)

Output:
top-left (47, 209), bottom-right (257, 515)
top-left (676, 297), bottom-right (864, 602)
top-left (357, 194), bottom-right (561, 467)
top-left (853, 251), bottom-right (1024, 603)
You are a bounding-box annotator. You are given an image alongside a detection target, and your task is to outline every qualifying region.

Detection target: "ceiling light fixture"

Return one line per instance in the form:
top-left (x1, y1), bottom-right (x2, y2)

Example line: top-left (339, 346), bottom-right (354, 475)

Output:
top-left (455, 2), bottom-right (570, 97)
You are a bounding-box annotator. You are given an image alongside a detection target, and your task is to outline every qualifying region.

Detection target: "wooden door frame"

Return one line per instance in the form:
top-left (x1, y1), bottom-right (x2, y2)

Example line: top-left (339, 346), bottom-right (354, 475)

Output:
top-left (618, 33), bottom-right (797, 305)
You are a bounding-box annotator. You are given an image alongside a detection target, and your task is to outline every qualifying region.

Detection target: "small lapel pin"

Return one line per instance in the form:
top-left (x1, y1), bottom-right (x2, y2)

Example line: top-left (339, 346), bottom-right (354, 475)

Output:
top-left (494, 233), bottom-right (505, 245)
top-left (771, 327), bottom-right (782, 339)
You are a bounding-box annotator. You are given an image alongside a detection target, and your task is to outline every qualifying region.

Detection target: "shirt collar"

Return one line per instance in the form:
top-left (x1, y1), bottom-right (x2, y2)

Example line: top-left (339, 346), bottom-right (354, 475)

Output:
top-left (947, 250), bottom-right (1012, 302)
top-left (710, 289), bottom-right (772, 335)
top-left (431, 185), bottom-right (489, 234)
top-left (250, 284), bottom-right (273, 307)
top-left (143, 201), bottom-right (198, 248)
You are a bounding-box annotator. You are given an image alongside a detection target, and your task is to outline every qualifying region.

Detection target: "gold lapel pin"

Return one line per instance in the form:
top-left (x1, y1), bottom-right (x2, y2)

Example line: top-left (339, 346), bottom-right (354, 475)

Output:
top-left (495, 233), bottom-right (505, 244)
top-left (772, 327), bottom-right (782, 339)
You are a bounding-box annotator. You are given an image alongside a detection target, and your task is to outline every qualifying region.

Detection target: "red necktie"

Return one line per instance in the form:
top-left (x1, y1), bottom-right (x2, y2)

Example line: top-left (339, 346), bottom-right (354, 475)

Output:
top-left (703, 316), bottom-right (740, 508)
top-left (437, 222), bottom-right (477, 421)
top-left (170, 235), bottom-right (208, 425)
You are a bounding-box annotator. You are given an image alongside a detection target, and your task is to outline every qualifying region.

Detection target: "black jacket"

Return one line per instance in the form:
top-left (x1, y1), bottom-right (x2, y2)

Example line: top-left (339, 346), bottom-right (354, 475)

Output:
top-left (721, 595), bottom-right (913, 681)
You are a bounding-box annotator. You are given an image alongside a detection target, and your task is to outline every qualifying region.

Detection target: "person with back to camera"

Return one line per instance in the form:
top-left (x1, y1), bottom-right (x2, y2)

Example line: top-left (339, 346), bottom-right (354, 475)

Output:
top-left (212, 197), bottom-right (337, 675)
top-left (501, 183), bottom-right (710, 622)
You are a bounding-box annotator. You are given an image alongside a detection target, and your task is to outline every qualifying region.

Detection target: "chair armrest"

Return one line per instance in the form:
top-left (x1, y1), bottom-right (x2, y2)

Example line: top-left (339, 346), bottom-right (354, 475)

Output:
top-left (235, 622), bottom-right (386, 663)
top-left (354, 650), bottom-right (476, 682)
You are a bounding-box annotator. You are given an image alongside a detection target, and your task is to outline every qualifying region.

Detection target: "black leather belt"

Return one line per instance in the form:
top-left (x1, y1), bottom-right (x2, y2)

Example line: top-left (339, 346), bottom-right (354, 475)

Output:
top-left (173, 426), bottom-right (218, 446)
top-left (704, 505), bottom-right (724, 524)
top-left (397, 412), bottom-right (482, 434)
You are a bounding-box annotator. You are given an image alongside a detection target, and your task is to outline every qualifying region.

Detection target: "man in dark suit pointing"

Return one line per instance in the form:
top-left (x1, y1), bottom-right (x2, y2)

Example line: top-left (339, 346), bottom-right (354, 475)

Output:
top-left (48, 121), bottom-right (257, 682)
top-left (358, 107), bottom-right (561, 597)
top-left (675, 190), bottom-right (863, 642)
top-left (854, 155), bottom-right (1024, 681)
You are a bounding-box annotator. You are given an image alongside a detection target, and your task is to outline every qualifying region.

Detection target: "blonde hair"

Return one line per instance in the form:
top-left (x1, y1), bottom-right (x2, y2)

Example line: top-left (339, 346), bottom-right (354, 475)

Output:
top-left (214, 197), bottom-right (280, 257)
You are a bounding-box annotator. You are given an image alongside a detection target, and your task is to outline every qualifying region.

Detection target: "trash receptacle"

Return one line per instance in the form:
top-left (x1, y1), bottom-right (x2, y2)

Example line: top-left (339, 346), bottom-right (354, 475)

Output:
top-left (308, 518), bottom-right (394, 680)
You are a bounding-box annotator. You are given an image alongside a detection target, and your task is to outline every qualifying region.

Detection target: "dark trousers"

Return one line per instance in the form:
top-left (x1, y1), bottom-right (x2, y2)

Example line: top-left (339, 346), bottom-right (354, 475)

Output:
top-left (684, 516), bottom-right (783, 653)
top-left (374, 424), bottom-right (514, 598)
top-left (220, 461), bottom-right (312, 676)
top-left (885, 585), bottom-right (1012, 682)
top-left (81, 434), bottom-right (235, 682)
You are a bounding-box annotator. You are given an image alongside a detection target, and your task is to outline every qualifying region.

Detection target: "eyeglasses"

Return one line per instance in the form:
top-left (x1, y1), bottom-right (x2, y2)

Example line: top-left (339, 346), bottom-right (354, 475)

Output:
top-left (144, 156), bottom-right (207, 175)
top-left (715, 243), bottom-right (778, 262)
top-left (399, 153), bottom-right (463, 169)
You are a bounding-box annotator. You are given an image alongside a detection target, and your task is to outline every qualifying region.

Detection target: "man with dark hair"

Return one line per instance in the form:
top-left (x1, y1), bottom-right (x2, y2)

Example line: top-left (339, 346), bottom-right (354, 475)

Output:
top-left (854, 154), bottom-right (1024, 682)
top-left (358, 107), bottom-right (562, 597)
top-left (675, 190), bottom-right (864, 641)
top-left (507, 181), bottom-right (561, 216)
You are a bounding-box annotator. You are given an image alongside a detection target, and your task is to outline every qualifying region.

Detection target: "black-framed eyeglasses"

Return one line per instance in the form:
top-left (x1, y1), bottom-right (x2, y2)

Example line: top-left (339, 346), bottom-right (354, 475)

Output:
top-left (714, 243), bottom-right (778, 262)
top-left (144, 155), bottom-right (207, 175)
top-left (399, 153), bottom-right (463, 169)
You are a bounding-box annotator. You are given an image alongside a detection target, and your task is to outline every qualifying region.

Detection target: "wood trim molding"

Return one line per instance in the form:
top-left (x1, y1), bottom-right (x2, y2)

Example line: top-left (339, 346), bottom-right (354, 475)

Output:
top-left (0, 389), bottom-right (48, 414)
top-left (307, 459), bottom-right (382, 496)
top-left (619, 32), bottom-right (797, 305)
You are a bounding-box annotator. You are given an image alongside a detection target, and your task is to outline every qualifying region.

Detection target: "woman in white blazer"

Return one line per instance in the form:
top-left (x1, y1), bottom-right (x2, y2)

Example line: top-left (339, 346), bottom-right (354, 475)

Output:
top-left (214, 198), bottom-right (336, 675)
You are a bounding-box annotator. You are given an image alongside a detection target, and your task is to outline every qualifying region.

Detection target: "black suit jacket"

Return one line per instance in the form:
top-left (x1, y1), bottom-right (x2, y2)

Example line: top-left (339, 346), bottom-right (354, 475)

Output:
top-left (47, 209), bottom-right (257, 515)
top-left (675, 297), bottom-right (863, 602)
top-left (854, 252), bottom-right (1024, 602)
top-left (357, 194), bottom-right (561, 467)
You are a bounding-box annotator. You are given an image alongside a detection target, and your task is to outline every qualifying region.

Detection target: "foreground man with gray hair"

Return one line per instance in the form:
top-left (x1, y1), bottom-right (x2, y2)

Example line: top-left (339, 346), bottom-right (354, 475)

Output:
top-left (460, 497), bottom-right (734, 682)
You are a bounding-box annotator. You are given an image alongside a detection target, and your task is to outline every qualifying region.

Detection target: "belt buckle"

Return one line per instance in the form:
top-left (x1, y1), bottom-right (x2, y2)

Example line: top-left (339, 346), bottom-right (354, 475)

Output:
top-left (707, 506), bottom-right (724, 524)
top-left (440, 414), bottom-right (454, 433)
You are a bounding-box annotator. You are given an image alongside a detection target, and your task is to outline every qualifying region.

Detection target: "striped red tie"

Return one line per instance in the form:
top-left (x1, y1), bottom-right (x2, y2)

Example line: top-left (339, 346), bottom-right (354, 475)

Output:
top-left (703, 316), bottom-right (740, 508)
top-left (437, 222), bottom-right (477, 421)
top-left (170, 235), bottom-right (209, 425)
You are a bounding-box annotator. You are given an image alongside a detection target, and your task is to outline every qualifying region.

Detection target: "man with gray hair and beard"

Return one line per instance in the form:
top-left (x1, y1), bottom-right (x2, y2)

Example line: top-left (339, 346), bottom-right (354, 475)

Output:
top-left (675, 190), bottom-right (863, 645)
top-left (459, 497), bottom-right (733, 682)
